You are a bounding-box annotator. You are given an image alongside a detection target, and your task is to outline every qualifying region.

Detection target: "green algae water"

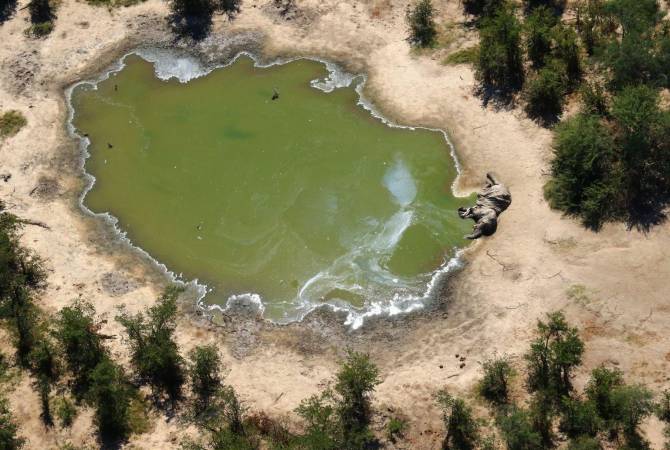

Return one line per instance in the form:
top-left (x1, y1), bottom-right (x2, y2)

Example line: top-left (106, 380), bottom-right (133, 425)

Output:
top-left (71, 53), bottom-right (472, 326)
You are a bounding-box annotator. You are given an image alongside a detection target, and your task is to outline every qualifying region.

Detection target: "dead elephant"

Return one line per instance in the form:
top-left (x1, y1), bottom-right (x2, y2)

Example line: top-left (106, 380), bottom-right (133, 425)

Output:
top-left (458, 173), bottom-right (511, 239)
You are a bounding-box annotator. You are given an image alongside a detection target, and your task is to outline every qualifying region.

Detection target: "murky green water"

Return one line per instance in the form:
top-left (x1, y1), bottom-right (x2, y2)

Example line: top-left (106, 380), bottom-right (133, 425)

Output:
top-left (72, 54), bottom-right (471, 323)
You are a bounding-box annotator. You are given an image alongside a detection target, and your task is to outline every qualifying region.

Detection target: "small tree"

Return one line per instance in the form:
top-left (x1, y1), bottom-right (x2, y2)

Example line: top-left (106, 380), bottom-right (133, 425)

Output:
top-left (559, 397), bottom-right (600, 438)
top-left (335, 350), bottom-right (381, 448)
top-left (525, 311), bottom-right (584, 401)
top-left (88, 358), bottom-right (132, 442)
top-left (436, 390), bottom-right (479, 450)
top-left (585, 366), bottom-right (624, 427)
top-left (169, 0), bottom-right (215, 39)
top-left (551, 24), bottom-right (582, 88)
top-left (497, 407), bottom-right (543, 450)
top-left (188, 345), bottom-right (223, 416)
top-left (579, 81), bottom-right (608, 116)
top-left (476, 4), bottom-right (525, 93)
top-left (53, 299), bottom-right (106, 396)
top-left (478, 355), bottom-right (515, 405)
top-left (462, 0), bottom-right (505, 18)
top-left (116, 286), bottom-right (185, 405)
top-left (406, 0), bottom-right (437, 48)
top-left (295, 392), bottom-right (340, 450)
top-left (0, 396), bottom-right (25, 449)
top-left (524, 62), bottom-right (567, 125)
top-left (609, 384), bottom-right (654, 443)
top-left (524, 6), bottom-right (556, 68)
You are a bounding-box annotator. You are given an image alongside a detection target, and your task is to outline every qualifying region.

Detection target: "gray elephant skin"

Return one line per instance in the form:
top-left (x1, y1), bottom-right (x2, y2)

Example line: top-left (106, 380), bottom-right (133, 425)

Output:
top-left (458, 173), bottom-right (511, 240)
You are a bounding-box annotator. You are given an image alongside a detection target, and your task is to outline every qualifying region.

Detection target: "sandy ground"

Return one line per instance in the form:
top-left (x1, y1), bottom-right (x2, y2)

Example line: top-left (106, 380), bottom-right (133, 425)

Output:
top-left (1, 0), bottom-right (670, 448)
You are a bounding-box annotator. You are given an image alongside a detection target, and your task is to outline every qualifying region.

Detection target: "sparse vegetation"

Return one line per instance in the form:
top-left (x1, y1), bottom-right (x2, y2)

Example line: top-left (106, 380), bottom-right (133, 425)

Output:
top-left (0, 111), bottom-right (27, 138)
top-left (436, 390), bottom-right (480, 450)
top-left (478, 354), bottom-right (515, 405)
top-left (406, 0), bottom-right (437, 48)
top-left (0, 396), bottom-right (25, 449)
top-left (444, 46), bottom-right (479, 65)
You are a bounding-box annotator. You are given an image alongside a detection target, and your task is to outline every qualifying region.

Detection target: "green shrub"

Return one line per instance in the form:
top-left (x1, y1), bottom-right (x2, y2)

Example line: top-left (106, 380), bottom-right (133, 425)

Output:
top-left (25, 21), bottom-right (53, 37)
top-left (477, 355), bottom-right (515, 405)
top-left (497, 407), bottom-right (543, 450)
top-left (544, 113), bottom-right (618, 229)
top-left (524, 62), bottom-right (567, 124)
top-left (476, 4), bottom-right (524, 92)
top-left (386, 417), bottom-right (407, 443)
top-left (525, 311), bottom-right (584, 400)
top-left (444, 46), bottom-right (479, 65)
top-left (436, 390), bottom-right (479, 450)
top-left (0, 396), bottom-right (25, 449)
top-left (579, 81), bottom-right (608, 116)
top-left (524, 6), bottom-right (556, 68)
top-left (462, 0), bottom-right (505, 18)
top-left (88, 358), bottom-right (132, 441)
top-left (116, 286), bottom-right (185, 404)
top-left (559, 397), bottom-right (600, 438)
top-left (406, 0), bottom-right (437, 47)
top-left (585, 366), bottom-right (624, 426)
top-left (0, 111), bottom-right (27, 137)
top-left (552, 24), bottom-right (582, 87)
top-left (567, 436), bottom-right (602, 450)
top-left (55, 396), bottom-right (77, 428)
top-left (188, 345), bottom-right (223, 416)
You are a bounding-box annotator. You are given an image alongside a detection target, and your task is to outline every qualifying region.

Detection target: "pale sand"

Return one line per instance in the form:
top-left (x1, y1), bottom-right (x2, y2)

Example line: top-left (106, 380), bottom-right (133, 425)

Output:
top-left (1, 0), bottom-right (669, 448)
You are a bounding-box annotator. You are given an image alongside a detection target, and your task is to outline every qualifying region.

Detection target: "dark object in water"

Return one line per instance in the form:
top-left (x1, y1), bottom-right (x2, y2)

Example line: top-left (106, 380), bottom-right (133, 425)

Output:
top-left (458, 172), bottom-right (511, 240)
top-left (107, 143), bottom-right (113, 149)
top-left (272, 88), bottom-right (279, 100)
top-left (114, 84), bottom-right (118, 91)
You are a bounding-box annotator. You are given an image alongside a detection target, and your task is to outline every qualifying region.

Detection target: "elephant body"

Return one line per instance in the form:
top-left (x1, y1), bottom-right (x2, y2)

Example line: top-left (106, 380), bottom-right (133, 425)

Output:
top-left (458, 173), bottom-right (511, 240)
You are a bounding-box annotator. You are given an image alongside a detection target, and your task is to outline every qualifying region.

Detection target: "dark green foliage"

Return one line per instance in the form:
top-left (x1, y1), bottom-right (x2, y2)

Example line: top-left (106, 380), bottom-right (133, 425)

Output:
top-left (30, 339), bottom-right (59, 427)
top-left (525, 311), bottom-right (584, 401)
top-left (575, 0), bottom-right (607, 56)
top-left (444, 46), bottom-right (480, 65)
top-left (477, 355), bottom-right (515, 405)
top-left (54, 300), bottom-right (106, 395)
top-left (603, 0), bottom-right (660, 36)
top-left (559, 397), bottom-right (600, 438)
top-left (0, 396), bottom-right (25, 449)
top-left (216, 0), bottom-right (240, 18)
top-left (27, 0), bottom-right (53, 30)
top-left (0, 111), bottom-right (27, 137)
top-left (334, 351), bottom-right (381, 448)
top-left (294, 351), bottom-right (380, 449)
top-left (188, 345), bottom-right (223, 416)
top-left (552, 24), bottom-right (582, 87)
top-left (476, 4), bottom-right (525, 93)
top-left (523, 0), bottom-right (563, 15)
top-left (295, 393), bottom-right (340, 450)
top-left (611, 86), bottom-right (670, 223)
top-left (88, 358), bottom-right (132, 442)
top-left (524, 6), bottom-right (556, 68)
top-left (544, 113), bottom-right (618, 229)
top-left (435, 391), bottom-right (479, 450)
top-left (406, 0), bottom-right (437, 48)
top-left (116, 287), bottom-right (185, 405)
top-left (386, 417), bottom-right (407, 443)
top-left (608, 384), bottom-right (654, 441)
top-left (567, 436), bottom-right (602, 450)
top-left (497, 407), bottom-right (543, 450)
top-left (585, 366), bottom-right (624, 426)
top-left (170, 0), bottom-right (214, 18)
top-left (579, 81), bottom-right (609, 116)
top-left (462, 0), bottom-right (505, 18)
top-left (169, 0), bottom-right (215, 39)
top-left (0, 0), bottom-right (18, 23)
top-left (524, 62), bottom-right (567, 125)
top-left (605, 32), bottom-right (658, 90)
top-left (55, 396), bottom-right (77, 428)
top-left (658, 389), bottom-right (670, 423)
top-left (528, 393), bottom-right (554, 447)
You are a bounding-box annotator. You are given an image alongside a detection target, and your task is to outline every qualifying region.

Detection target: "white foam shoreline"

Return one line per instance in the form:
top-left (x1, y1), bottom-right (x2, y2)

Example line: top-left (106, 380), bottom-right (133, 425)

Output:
top-left (65, 46), bottom-right (469, 330)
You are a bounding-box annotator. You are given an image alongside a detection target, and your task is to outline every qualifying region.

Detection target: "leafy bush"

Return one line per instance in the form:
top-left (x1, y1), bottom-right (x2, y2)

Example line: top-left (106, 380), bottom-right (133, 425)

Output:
top-left (579, 81), bottom-right (608, 116)
top-left (567, 436), bottom-right (602, 450)
top-left (0, 110), bottom-right (27, 138)
top-left (25, 21), bottom-right (53, 37)
top-left (497, 407), bottom-right (543, 450)
top-left (55, 396), bottom-right (77, 428)
top-left (525, 311), bottom-right (584, 400)
top-left (559, 397), bottom-right (600, 438)
top-left (88, 358), bottom-right (132, 441)
top-left (552, 24), bottom-right (582, 87)
top-left (386, 417), bottom-right (407, 443)
top-left (477, 355), bottom-right (515, 405)
top-left (544, 113), bottom-right (618, 229)
top-left (188, 345), bottom-right (223, 416)
top-left (406, 0), bottom-right (437, 48)
top-left (462, 0), bottom-right (505, 18)
top-left (524, 6), bottom-right (556, 68)
top-left (0, 396), bottom-right (24, 449)
top-left (444, 46), bottom-right (479, 65)
top-left (436, 390), bottom-right (479, 450)
top-left (54, 299), bottom-right (106, 395)
top-left (524, 62), bottom-right (567, 125)
top-left (476, 4), bottom-right (524, 92)
top-left (116, 286), bottom-right (185, 404)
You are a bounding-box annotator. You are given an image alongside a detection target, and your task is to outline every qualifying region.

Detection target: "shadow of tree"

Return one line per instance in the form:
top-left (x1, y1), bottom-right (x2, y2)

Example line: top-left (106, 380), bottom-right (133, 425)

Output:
top-left (0, 0), bottom-right (17, 24)
top-left (168, 12), bottom-right (213, 41)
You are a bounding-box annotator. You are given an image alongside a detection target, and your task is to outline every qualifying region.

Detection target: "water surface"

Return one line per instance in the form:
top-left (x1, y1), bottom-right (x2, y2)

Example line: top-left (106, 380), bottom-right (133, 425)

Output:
top-left (72, 54), bottom-right (471, 324)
